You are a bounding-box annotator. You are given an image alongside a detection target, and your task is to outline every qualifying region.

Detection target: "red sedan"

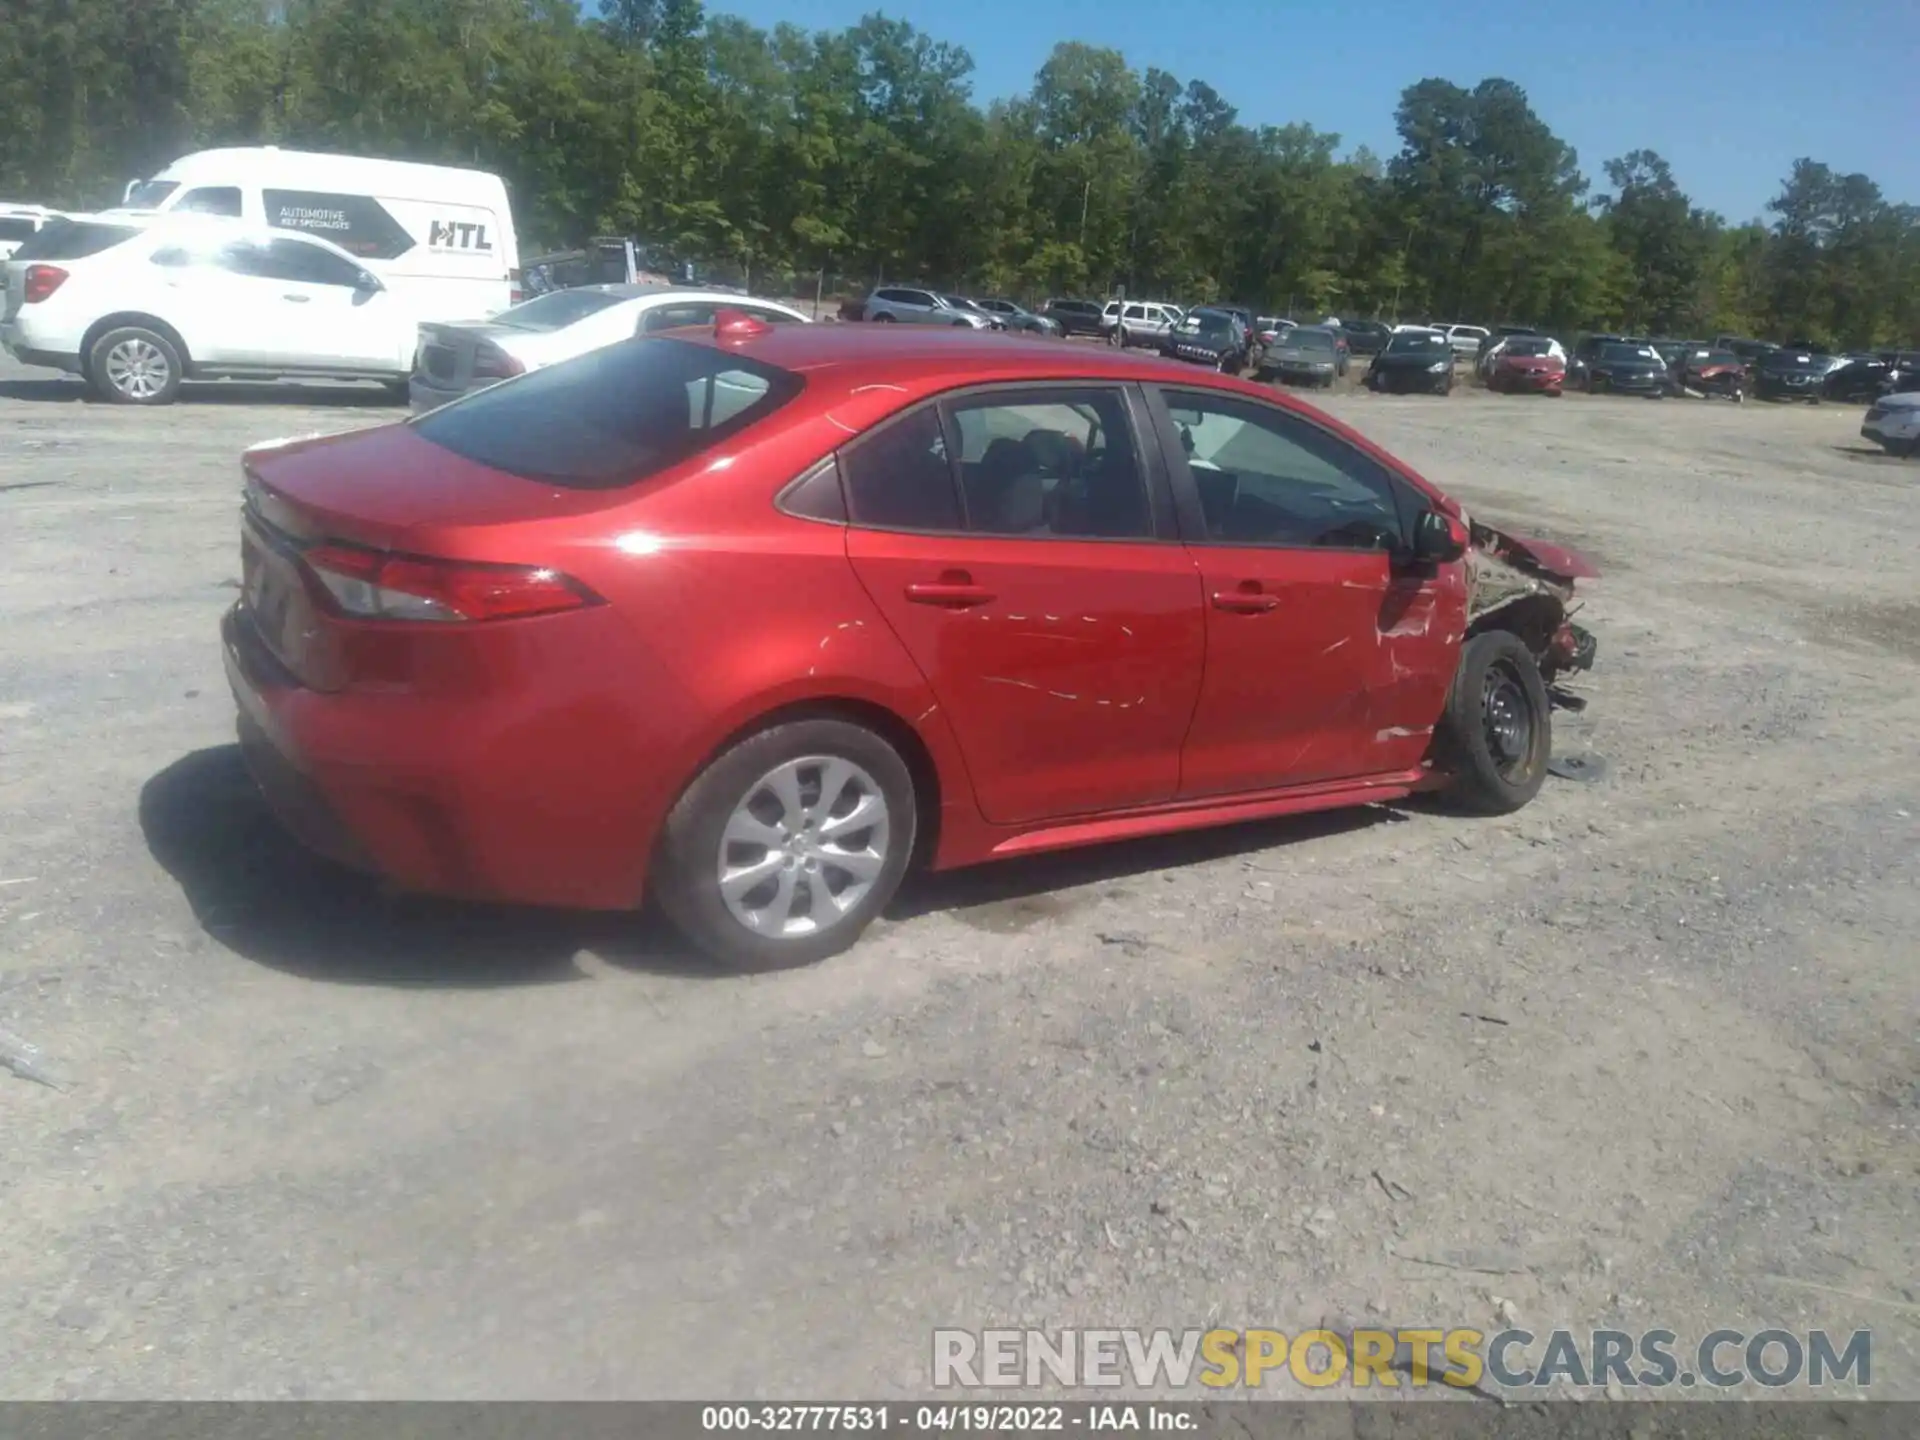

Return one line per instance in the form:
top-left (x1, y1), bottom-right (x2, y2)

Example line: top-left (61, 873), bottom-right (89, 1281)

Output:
top-left (225, 317), bottom-right (1599, 969)
top-left (1488, 338), bottom-right (1567, 395)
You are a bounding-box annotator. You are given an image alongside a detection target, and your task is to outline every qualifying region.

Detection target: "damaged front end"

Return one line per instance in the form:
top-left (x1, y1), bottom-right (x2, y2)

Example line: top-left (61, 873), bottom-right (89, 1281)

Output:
top-left (1460, 513), bottom-right (1599, 707)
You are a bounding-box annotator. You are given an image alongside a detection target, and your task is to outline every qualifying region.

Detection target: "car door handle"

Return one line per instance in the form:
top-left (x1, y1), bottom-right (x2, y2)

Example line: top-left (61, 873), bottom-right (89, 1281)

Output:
top-left (1211, 589), bottom-right (1280, 613)
top-left (905, 580), bottom-right (995, 608)
top-left (282, 293), bottom-right (311, 303)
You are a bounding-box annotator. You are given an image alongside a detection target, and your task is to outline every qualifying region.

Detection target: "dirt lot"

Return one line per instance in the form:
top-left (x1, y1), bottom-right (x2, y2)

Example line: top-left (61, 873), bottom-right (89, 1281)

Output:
top-left (1, 353), bottom-right (1915, 1401)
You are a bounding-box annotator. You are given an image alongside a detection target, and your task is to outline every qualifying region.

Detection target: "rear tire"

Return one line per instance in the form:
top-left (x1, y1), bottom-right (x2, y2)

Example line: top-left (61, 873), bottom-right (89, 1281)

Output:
top-left (653, 719), bottom-right (917, 971)
top-left (872, 313), bottom-right (896, 323)
top-left (88, 325), bottom-right (183, 406)
top-left (1436, 631), bottom-right (1552, 816)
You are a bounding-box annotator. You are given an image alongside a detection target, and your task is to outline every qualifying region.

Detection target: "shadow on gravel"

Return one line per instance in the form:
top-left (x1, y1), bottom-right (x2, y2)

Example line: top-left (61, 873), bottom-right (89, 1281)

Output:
top-left (891, 805), bottom-right (1400, 927)
top-left (0, 376), bottom-right (401, 408)
top-left (138, 746), bottom-right (713, 987)
top-left (143, 747), bottom-right (1415, 985)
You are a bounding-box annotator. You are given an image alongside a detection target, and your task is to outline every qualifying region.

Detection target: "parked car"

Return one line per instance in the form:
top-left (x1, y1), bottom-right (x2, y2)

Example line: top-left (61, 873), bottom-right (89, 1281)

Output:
top-left (2, 214), bottom-right (419, 404)
top-left (1040, 298), bottom-right (1104, 336)
top-left (942, 294), bottom-right (1005, 330)
top-left (1823, 352), bottom-right (1920, 402)
top-left (0, 203), bottom-right (58, 262)
top-left (1159, 307), bottom-right (1255, 372)
top-left (973, 298), bottom-right (1061, 335)
top-left (1255, 324), bottom-right (1346, 388)
top-left (1860, 393), bottom-right (1920, 457)
top-left (1573, 340), bottom-right (1670, 397)
top-left (858, 286), bottom-right (992, 327)
top-left (409, 284), bottom-right (811, 414)
top-left (1114, 301), bottom-right (1184, 347)
top-left (1712, 336), bottom-right (1779, 374)
top-left (108, 146), bottom-right (521, 315)
top-left (1439, 324), bottom-right (1491, 358)
top-left (1485, 337), bottom-right (1566, 395)
top-left (1366, 329), bottom-right (1456, 395)
top-left (1672, 348), bottom-right (1749, 402)
top-left (222, 318), bottom-right (1600, 970)
top-left (1477, 332), bottom-right (1566, 381)
top-left (1255, 316), bottom-right (1297, 347)
top-left (1753, 347), bottom-right (1830, 402)
top-left (1334, 319), bottom-right (1392, 357)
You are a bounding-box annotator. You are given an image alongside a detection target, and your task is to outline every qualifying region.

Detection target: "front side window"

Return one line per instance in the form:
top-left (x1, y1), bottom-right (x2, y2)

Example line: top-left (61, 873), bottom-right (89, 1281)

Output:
top-left (411, 337), bottom-right (803, 490)
top-left (946, 389), bottom-right (1151, 540)
top-left (1161, 392), bottom-right (1406, 551)
top-left (259, 237), bottom-right (363, 286)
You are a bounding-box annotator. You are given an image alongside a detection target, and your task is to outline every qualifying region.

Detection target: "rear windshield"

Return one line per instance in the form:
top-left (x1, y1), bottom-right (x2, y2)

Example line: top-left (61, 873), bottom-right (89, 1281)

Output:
top-left (492, 290), bottom-right (629, 332)
top-left (411, 337), bottom-right (804, 490)
top-left (10, 218), bottom-right (142, 262)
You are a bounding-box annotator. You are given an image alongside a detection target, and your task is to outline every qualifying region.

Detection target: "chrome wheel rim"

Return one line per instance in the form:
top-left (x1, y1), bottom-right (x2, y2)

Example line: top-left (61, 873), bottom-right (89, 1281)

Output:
top-left (105, 338), bottom-right (169, 399)
top-left (717, 755), bottom-right (891, 939)
top-left (1481, 662), bottom-right (1535, 778)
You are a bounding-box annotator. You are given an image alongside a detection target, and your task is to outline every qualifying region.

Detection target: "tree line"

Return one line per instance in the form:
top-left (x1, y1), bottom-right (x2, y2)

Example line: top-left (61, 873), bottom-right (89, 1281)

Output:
top-left (3, 0), bottom-right (1915, 347)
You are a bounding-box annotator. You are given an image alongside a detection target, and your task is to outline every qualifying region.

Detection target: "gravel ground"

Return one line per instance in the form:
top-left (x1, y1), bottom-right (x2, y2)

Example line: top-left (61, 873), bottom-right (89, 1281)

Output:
top-left (1, 353), bottom-right (1915, 1402)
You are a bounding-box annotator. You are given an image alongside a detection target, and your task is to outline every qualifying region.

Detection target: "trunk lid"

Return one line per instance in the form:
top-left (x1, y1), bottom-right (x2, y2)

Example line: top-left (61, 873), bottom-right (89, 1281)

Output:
top-left (240, 425), bottom-right (626, 690)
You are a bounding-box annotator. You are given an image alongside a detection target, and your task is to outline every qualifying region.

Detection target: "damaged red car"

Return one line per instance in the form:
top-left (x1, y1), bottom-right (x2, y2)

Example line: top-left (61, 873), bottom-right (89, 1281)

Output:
top-left (224, 320), bottom-right (1600, 970)
top-left (1487, 337), bottom-right (1567, 395)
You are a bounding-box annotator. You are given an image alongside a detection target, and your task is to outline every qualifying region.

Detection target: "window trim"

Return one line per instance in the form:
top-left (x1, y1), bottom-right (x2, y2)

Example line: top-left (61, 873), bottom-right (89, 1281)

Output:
top-left (836, 380), bottom-right (1179, 544)
top-left (1145, 384), bottom-right (1422, 554)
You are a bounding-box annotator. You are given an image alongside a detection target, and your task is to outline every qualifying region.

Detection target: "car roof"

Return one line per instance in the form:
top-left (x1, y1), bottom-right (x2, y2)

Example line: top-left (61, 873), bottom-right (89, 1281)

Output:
top-left (669, 323), bottom-right (1257, 402)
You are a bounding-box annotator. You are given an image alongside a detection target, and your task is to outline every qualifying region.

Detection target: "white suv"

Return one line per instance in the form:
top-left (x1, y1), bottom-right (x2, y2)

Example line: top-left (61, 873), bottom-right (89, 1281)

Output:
top-left (2, 214), bottom-right (420, 404)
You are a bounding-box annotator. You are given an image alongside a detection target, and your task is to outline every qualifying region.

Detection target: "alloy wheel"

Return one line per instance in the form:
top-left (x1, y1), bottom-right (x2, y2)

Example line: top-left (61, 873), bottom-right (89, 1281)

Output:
top-left (717, 755), bottom-right (891, 939)
top-left (104, 338), bottom-right (171, 400)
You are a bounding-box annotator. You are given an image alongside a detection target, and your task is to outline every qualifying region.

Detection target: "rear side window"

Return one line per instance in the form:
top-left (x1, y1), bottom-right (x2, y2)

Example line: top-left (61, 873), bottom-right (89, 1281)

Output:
top-left (11, 219), bottom-right (140, 262)
top-left (0, 218), bottom-right (39, 242)
top-left (411, 337), bottom-right (803, 490)
top-left (840, 407), bottom-right (961, 532)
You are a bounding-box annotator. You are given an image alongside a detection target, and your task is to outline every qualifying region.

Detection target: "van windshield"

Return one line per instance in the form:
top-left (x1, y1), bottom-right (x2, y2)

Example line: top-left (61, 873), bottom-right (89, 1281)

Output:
top-left (123, 180), bottom-right (179, 210)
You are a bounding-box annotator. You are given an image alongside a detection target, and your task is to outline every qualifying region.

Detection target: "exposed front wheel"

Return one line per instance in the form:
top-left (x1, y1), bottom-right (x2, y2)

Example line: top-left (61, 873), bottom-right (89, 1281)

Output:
top-left (653, 719), bottom-right (917, 971)
top-left (1437, 631), bottom-right (1552, 815)
top-left (88, 326), bottom-right (183, 406)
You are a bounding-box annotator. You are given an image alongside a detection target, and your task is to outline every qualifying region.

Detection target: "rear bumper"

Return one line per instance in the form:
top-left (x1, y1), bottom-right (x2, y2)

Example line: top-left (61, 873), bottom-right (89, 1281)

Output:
top-left (221, 602), bottom-right (665, 911)
top-left (0, 319), bottom-right (80, 373)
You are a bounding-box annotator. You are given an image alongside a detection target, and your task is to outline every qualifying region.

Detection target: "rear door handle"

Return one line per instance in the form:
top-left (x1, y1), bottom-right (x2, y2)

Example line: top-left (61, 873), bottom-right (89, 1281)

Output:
top-left (905, 580), bottom-right (995, 608)
top-left (1211, 589), bottom-right (1280, 613)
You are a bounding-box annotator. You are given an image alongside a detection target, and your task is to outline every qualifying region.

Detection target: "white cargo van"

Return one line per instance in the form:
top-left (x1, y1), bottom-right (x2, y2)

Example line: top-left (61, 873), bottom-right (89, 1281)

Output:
top-left (105, 148), bottom-right (519, 318)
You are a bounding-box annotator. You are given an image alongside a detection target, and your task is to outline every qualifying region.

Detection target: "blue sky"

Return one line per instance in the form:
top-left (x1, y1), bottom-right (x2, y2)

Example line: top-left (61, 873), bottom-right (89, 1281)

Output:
top-left (713, 0), bottom-right (1918, 222)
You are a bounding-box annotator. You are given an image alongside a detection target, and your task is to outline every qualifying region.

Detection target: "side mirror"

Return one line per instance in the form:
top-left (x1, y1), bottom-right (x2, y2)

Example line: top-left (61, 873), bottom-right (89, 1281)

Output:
top-left (354, 269), bottom-right (382, 293)
top-left (1412, 509), bottom-right (1469, 564)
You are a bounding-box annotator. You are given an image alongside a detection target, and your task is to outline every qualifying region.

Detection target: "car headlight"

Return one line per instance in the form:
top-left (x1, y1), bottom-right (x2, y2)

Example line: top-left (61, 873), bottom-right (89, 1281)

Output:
top-left (1427, 361), bottom-right (1449, 373)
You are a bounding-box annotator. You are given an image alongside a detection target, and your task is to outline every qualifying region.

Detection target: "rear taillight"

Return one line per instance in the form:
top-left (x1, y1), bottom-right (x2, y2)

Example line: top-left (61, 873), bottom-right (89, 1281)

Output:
top-left (301, 544), bottom-right (599, 623)
top-left (508, 269), bottom-right (524, 305)
top-left (23, 265), bottom-right (68, 304)
top-left (472, 342), bottom-right (524, 380)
